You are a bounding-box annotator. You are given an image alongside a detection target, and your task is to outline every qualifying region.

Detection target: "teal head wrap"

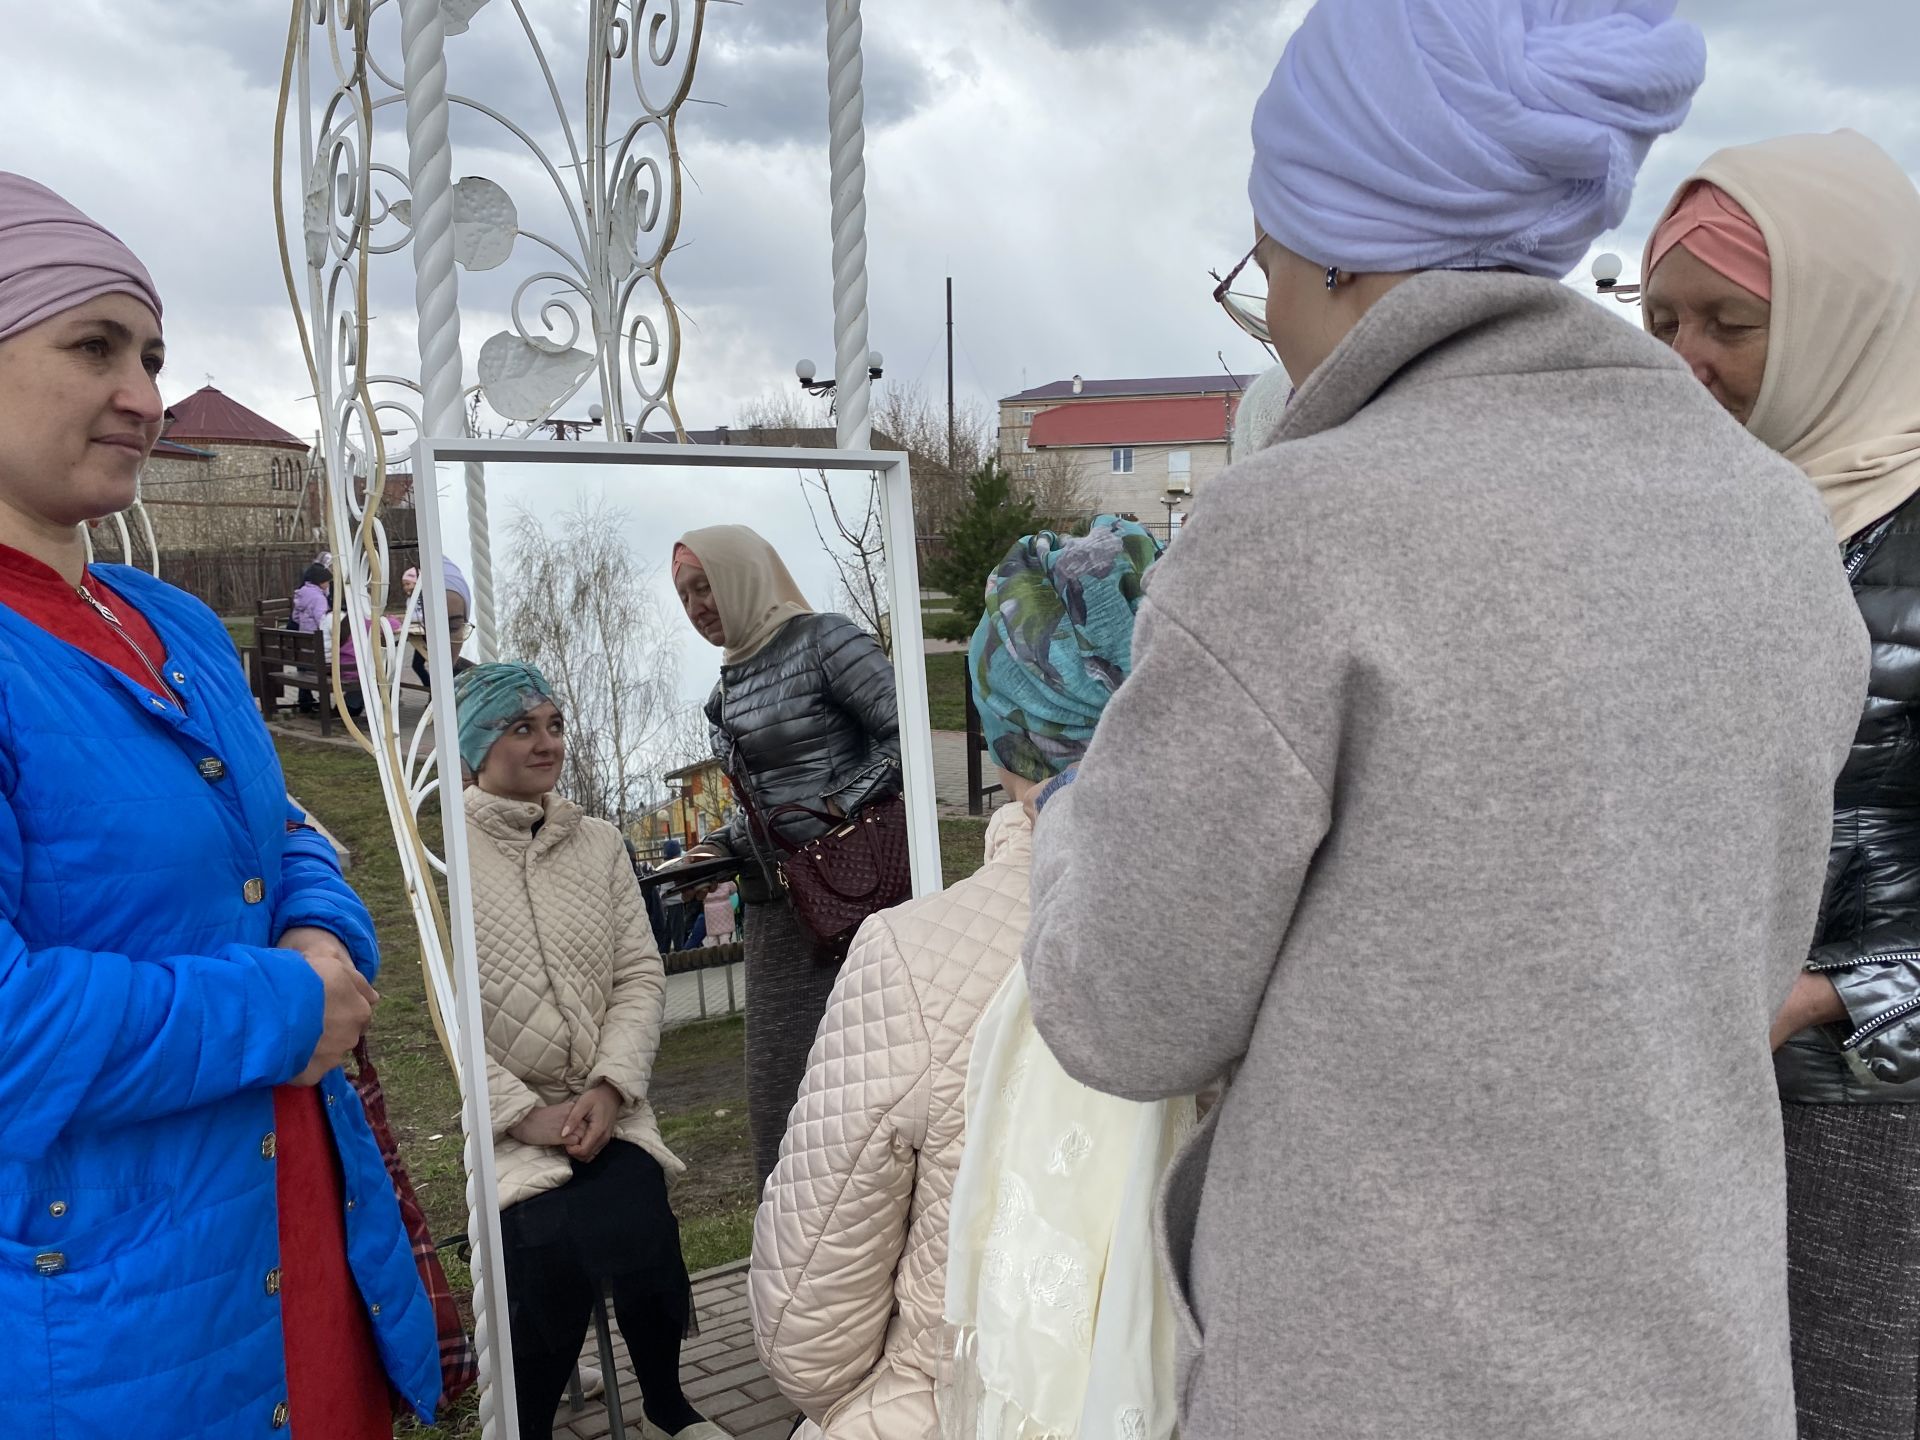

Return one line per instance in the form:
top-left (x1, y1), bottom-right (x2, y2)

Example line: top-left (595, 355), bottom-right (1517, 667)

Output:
top-left (454, 662), bottom-right (558, 774)
top-left (967, 515), bottom-right (1161, 783)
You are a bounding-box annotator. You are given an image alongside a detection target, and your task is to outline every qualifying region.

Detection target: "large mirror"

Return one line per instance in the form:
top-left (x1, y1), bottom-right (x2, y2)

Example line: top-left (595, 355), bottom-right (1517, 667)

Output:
top-left (414, 439), bottom-right (933, 1436)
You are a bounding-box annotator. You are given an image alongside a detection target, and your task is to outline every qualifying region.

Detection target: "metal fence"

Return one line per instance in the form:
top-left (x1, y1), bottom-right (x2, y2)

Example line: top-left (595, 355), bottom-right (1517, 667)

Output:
top-left (162, 541), bottom-right (422, 616)
top-left (661, 943), bottom-right (746, 1028)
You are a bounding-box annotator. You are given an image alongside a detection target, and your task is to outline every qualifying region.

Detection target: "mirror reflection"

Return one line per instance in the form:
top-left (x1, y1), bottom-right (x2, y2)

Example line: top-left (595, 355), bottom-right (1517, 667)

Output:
top-left (434, 458), bottom-right (926, 1438)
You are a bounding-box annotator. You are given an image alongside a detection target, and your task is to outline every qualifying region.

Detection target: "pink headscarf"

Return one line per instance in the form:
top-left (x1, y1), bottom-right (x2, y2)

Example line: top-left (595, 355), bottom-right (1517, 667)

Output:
top-left (1647, 181), bottom-right (1771, 301)
top-left (0, 173), bottom-right (162, 343)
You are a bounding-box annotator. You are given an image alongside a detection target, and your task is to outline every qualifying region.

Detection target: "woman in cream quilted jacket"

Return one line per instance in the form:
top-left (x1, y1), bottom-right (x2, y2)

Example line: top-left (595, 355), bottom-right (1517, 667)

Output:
top-left (457, 663), bottom-right (730, 1440)
top-left (750, 519), bottom-right (1187, 1439)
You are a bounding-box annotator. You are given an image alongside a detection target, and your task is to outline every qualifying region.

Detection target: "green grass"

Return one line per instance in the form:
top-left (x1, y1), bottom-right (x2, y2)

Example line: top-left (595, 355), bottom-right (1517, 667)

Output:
top-left (939, 816), bottom-right (991, 880)
top-left (924, 650), bottom-right (968, 731)
top-left (682, 1210), bottom-right (757, 1275)
top-left (649, 1016), bottom-right (755, 1273)
top-left (225, 617), bottom-right (256, 653)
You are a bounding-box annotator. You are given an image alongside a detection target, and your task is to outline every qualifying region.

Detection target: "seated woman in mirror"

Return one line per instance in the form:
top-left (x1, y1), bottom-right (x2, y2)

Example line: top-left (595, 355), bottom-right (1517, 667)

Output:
top-left (457, 662), bottom-right (730, 1440)
top-left (671, 525), bottom-right (901, 1184)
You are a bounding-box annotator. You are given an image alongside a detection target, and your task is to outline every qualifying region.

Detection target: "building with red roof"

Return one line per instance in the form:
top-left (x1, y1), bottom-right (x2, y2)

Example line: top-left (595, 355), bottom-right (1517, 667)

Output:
top-left (160, 386), bottom-right (310, 452)
top-left (138, 386), bottom-right (324, 552)
top-left (999, 374), bottom-right (1256, 534)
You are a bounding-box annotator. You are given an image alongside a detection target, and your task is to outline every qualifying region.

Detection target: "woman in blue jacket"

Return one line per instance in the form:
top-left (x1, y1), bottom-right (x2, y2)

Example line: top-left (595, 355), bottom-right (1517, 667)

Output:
top-left (0, 175), bottom-right (439, 1434)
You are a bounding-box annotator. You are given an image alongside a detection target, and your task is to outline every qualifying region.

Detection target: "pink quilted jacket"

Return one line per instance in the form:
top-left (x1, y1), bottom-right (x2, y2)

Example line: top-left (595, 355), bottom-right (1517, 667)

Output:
top-left (749, 804), bottom-right (1032, 1439)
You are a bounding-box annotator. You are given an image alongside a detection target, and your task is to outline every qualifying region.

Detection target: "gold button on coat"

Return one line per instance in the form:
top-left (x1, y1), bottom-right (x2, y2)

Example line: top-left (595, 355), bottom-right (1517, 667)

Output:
top-left (271, 1401), bottom-right (289, 1428)
top-left (261, 1132), bottom-right (276, 1160)
top-left (265, 1267), bottom-right (282, 1296)
top-left (244, 878), bottom-right (265, 904)
top-left (196, 756), bottom-right (226, 781)
top-left (47, 1201), bottom-right (66, 1218)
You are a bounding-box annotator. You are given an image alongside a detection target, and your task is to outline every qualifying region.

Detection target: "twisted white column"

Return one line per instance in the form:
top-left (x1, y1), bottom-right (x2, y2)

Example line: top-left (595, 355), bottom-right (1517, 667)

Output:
top-left (825, 0), bottom-right (872, 451)
top-left (399, 2), bottom-right (510, 1432)
top-left (400, 0), bottom-right (496, 662)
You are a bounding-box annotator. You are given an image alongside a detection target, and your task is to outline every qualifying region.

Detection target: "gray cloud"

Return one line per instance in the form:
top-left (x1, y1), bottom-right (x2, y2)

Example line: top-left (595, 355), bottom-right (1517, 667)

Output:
top-left (692, 28), bottom-right (938, 147)
top-left (1678, 0), bottom-right (1920, 90)
top-left (722, 0), bottom-right (828, 47)
top-left (1005, 0), bottom-right (1275, 49)
top-left (6, 0), bottom-right (1914, 455)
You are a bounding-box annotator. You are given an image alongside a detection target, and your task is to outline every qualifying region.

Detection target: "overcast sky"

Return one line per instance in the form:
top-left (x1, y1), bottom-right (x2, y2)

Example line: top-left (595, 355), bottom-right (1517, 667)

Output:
top-left (6, 0), bottom-right (1917, 445)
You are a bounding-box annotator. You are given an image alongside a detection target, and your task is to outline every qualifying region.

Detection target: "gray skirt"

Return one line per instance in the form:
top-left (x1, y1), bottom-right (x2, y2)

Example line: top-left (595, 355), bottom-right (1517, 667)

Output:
top-left (1784, 1102), bottom-right (1920, 1439)
top-left (743, 897), bottom-right (842, 1184)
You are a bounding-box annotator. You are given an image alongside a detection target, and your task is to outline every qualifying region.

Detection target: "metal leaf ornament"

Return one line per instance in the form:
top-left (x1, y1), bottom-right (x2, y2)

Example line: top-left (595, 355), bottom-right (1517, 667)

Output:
top-left (439, 0), bottom-right (491, 37)
top-left (451, 176), bottom-right (517, 271)
top-left (303, 170), bottom-right (332, 271)
top-left (476, 331), bottom-right (595, 421)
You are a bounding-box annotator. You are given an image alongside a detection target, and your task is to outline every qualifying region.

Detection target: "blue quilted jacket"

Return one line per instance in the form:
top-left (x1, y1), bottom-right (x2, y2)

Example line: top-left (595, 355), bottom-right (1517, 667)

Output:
top-left (0, 565), bottom-right (440, 1436)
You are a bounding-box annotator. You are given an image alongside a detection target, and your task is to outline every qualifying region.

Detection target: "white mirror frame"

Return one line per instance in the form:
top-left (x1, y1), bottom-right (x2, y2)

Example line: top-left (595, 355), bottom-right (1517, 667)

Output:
top-left (412, 434), bottom-right (940, 1431)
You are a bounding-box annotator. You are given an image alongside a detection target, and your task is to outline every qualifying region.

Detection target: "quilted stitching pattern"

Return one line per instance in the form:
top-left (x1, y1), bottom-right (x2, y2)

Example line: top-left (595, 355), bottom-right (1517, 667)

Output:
top-left (706, 613), bottom-right (901, 854)
top-left (750, 806), bottom-right (1032, 1435)
top-left (466, 788), bottom-right (681, 1211)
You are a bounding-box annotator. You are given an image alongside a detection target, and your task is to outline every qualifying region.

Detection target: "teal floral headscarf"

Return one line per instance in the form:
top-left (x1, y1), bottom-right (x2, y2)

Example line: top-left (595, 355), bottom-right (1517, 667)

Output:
top-left (968, 515), bottom-right (1161, 782)
top-left (454, 662), bottom-right (557, 773)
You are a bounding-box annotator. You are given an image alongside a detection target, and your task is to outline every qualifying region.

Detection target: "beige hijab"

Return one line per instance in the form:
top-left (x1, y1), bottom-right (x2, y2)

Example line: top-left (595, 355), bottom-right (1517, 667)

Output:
top-left (674, 524), bottom-right (813, 665)
top-left (1642, 130), bottom-right (1920, 541)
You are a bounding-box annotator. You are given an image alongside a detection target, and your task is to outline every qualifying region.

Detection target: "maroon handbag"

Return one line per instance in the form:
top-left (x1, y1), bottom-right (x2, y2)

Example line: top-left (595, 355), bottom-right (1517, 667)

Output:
top-left (745, 789), bottom-right (914, 958)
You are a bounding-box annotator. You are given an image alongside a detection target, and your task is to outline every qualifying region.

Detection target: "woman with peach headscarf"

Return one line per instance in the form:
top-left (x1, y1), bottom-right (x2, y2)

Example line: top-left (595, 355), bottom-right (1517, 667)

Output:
top-left (1644, 130), bottom-right (1920, 1439)
top-left (669, 525), bottom-right (901, 1183)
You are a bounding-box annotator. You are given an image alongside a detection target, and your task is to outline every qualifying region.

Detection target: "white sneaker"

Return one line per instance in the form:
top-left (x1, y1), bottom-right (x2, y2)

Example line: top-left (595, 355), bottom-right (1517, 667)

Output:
top-left (575, 1363), bottom-right (605, 1401)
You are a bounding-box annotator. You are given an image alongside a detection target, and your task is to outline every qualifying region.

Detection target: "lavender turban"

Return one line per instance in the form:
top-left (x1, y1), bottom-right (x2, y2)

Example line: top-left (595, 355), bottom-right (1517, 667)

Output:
top-left (1249, 0), bottom-right (1707, 279)
top-left (0, 173), bottom-right (162, 343)
top-left (442, 558), bottom-right (473, 611)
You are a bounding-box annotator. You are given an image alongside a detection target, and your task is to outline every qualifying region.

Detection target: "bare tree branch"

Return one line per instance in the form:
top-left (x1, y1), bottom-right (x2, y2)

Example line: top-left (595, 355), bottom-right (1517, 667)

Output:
top-left (499, 499), bottom-right (695, 823)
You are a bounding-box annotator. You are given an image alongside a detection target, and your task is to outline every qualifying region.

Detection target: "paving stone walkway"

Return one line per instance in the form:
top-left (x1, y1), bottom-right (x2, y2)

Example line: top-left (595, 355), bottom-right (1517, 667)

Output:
top-left (551, 1261), bottom-right (799, 1440)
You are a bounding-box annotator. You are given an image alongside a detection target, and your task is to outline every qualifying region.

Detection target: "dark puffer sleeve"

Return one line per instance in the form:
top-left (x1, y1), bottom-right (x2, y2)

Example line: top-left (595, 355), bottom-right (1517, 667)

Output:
top-left (703, 683), bottom-right (745, 857)
top-left (1813, 925), bottom-right (1920, 1084)
top-left (814, 614), bottom-right (901, 815)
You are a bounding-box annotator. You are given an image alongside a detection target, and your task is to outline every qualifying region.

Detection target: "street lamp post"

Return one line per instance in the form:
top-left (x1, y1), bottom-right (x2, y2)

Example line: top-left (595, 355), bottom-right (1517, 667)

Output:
top-left (542, 401), bottom-right (638, 441)
top-left (796, 351), bottom-right (885, 414)
top-left (1591, 251), bottom-right (1642, 303)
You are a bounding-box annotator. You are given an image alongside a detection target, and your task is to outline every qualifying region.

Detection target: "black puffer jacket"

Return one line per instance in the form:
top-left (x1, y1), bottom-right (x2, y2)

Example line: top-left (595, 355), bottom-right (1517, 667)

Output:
top-left (702, 612), bottom-right (899, 876)
top-left (1779, 495), bottom-right (1920, 1103)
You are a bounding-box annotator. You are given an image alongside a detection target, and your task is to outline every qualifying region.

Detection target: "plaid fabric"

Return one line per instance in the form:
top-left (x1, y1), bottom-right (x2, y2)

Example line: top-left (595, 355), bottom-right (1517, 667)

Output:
top-left (351, 1039), bottom-right (480, 1411)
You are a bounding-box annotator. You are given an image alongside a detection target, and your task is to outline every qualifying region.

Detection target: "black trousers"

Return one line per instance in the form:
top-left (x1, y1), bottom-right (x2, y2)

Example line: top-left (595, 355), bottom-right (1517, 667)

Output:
top-left (501, 1141), bottom-right (697, 1439)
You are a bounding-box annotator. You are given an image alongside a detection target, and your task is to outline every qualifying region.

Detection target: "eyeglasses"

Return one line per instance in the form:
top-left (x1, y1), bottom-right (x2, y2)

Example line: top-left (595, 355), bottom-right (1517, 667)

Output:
top-left (1211, 240), bottom-right (1275, 355)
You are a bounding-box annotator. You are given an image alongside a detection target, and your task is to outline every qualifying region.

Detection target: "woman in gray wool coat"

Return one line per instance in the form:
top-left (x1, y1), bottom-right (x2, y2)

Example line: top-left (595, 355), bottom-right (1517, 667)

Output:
top-left (1019, 2), bottom-right (1870, 1437)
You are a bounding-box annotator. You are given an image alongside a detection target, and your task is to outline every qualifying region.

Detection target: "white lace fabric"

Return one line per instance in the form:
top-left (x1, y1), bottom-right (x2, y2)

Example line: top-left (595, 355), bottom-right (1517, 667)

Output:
top-left (941, 964), bottom-right (1195, 1440)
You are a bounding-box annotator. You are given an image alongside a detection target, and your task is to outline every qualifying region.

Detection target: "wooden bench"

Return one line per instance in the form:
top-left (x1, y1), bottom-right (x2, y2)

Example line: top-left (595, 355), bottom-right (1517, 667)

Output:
top-left (254, 620), bottom-right (335, 737)
top-left (254, 594), bottom-right (451, 736)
